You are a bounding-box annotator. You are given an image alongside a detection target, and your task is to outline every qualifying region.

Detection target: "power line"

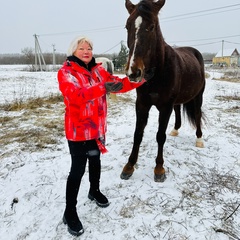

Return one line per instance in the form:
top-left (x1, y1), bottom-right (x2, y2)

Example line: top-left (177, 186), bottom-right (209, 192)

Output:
top-left (163, 8), bottom-right (240, 22)
top-left (36, 3), bottom-right (240, 54)
top-left (101, 41), bottom-right (122, 54)
top-left (168, 34), bottom-right (240, 44)
top-left (224, 40), bottom-right (240, 45)
top-left (191, 41), bottom-right (222, 47)
top-left (39, 25), bottom-right (124, 37)
top-left (161, 3), bottom-right (240, 21)
top-left (169, 35), bottom-right (240, 51)
top-left (38, 4), bottom-right (240, 37)
top-left (191, 41), bottom-right (239, 52)
top-left (162, 8), bottom-right (240, 22)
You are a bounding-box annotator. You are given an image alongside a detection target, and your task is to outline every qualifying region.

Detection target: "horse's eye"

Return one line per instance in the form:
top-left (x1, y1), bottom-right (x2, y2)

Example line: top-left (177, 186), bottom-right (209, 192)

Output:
top-left (146, 24), bottom-right (155, 32)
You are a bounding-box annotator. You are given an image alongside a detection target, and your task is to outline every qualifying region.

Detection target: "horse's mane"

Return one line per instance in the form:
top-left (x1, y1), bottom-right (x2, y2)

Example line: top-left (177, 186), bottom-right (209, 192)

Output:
top-left (137, 0), bottom-right (158, 21)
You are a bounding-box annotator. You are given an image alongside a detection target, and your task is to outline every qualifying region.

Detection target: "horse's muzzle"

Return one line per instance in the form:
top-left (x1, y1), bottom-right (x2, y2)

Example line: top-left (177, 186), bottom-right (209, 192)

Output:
top-left (128, 69), bottom-right (142, 82)
top-left (126, 69), bottom-right (143, 82)
top-left (127, 67), bottom-right (155, 82)
top-left (126, 57), bottom-right (145, 82)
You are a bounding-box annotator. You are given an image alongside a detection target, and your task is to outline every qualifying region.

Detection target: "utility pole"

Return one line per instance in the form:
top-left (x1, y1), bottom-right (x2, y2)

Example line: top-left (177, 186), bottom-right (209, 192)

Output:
top-left (52, 44), bottom-right (56, 70)
top-left (221, 40), bottom-right (224, 57)
top-left (34, 34), bottom-right (46, 71)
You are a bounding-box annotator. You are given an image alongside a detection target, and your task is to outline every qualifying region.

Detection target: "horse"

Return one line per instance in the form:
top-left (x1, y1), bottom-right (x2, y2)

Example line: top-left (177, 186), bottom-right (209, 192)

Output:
top-left (95, 57), bottom-right (117, 101)
top-left (120, 0), bottom-right (206, 182)
top-left (95, 57), bottom-right (114, 74)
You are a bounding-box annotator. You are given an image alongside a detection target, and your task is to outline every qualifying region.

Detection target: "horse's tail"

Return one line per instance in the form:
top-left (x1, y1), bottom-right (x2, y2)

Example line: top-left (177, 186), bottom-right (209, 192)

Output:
top-left (182, 93), bottom-right (206, 129)
top-left (183, 101), bottom-right (198, 128)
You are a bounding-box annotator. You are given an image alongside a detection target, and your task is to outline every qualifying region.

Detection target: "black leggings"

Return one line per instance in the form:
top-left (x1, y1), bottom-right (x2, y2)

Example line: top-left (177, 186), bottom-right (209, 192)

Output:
top-left (67, 140), bottom-right (101, 182)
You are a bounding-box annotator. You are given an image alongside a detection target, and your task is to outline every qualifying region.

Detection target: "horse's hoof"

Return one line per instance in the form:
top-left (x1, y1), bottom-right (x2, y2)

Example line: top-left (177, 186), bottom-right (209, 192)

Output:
top-left (154, 173), bottom-right (166, 182)
top-left (120, 172), bottom-right (132, 180)
top-left (170, 128), bottom-right (179, 136)
top-left (196, 138), bottom-right (204, 148)
top-left (196, 142), bottom-right (204, 148)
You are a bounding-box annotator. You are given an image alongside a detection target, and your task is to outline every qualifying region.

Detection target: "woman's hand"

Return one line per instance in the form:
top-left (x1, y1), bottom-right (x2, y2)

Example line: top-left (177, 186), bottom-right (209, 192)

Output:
top-left (104, 82), bottom-right (123, 93)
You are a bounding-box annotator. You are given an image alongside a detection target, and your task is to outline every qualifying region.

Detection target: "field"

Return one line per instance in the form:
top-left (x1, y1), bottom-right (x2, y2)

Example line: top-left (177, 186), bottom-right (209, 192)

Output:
top-left (0, 65), bottom-right (239, 240)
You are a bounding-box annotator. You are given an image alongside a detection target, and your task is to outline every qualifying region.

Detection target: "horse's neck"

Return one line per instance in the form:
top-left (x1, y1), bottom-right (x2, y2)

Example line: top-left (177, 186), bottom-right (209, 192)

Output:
top-left (154, 29), bottom-right (166, 64)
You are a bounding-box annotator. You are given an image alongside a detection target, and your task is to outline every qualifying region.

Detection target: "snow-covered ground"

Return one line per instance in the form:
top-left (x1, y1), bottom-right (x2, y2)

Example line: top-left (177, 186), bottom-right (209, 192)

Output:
top-left (0, 65), bottom-right (239, 240)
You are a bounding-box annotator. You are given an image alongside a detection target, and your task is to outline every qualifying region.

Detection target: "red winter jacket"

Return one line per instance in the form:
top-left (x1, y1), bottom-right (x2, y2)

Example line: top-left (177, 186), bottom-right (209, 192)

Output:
top-left (57, 60), bottom-right (145, 144)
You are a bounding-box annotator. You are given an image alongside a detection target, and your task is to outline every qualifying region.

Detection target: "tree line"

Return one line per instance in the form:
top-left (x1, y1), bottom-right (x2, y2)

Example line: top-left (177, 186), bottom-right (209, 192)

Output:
top-left (0, 42), bottom-right (215, 72)
top-left (0, 42), bottom-right (129, 72)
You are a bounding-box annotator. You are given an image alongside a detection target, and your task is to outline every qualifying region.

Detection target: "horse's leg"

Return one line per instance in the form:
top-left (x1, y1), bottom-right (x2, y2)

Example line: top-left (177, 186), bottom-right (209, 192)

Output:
top-left (184, 91), bottom-right (204, 148)
top-left (194, 92), bottom-right (204, 148)
top-left (120, 102), bottom-right (151, 180)
top-left (154, 105), bottom-right (173, 182)
top-left (170, 104), bottom-right (181, 136)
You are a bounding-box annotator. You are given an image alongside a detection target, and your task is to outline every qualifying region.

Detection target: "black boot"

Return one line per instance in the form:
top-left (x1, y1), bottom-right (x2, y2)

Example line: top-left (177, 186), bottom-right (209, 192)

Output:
top-left (63, 177), bottom-right (84, 236)
top-left (88, 158), bottom-right (109, 208)
top-left (88, 189), bottom-right (109, 207)
top-left (63, 207), bottom-right (84, 236)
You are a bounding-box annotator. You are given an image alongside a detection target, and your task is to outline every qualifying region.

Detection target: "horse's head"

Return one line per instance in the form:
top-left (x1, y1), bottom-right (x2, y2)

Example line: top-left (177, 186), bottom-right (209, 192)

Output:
top-left (125, 0), bottom-right (165, 82)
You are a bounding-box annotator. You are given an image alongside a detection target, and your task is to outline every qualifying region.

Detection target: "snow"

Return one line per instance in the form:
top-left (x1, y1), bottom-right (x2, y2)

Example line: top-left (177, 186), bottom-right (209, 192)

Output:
top-left (0, 65), bottom-right (239, 240)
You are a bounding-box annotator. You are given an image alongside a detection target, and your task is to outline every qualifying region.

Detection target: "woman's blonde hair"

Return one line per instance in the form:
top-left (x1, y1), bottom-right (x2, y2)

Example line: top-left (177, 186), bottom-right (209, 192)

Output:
top-left (67, 36), bottom-right (93, 56)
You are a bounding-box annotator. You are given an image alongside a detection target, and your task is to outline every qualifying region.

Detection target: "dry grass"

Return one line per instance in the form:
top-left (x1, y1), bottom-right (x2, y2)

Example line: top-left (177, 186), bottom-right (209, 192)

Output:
top-left (214, 93), bottom-right (240, 138)
top-left (0, 94), bottom-right (63, 111)
top-left (215, 95), bottom-right (240, 102)
top-left (0, 94), bottom-right (65, 157)
top-left (212, 69), bottom-right (240, 83)
top-left (181, 166), bottom-right (240, 240)
top-left (217, 78), bottom-right (240, 83)
top-left (205, 72), bottom-right (211, 79)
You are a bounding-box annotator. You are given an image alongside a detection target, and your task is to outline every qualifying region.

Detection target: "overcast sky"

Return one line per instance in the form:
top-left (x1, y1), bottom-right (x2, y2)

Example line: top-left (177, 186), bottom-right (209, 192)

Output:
top-left (1, 0), bottom-right (240, 55)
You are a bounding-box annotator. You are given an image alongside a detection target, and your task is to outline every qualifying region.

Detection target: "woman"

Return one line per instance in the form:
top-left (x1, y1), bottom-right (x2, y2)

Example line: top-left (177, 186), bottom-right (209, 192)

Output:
top-left (57, 36), bottom-right (145, 236)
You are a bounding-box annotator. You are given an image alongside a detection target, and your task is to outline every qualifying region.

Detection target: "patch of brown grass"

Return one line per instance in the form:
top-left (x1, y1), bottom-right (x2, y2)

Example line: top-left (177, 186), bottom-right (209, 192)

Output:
top-left (205, 72), bottom-right (211, 79)
top-left (215, 95), bottom-right (240, 102)
top-left (0, 94), bottom-right (63, 111)
top-left (212, 69), bottom-right (240, 83)
top-left (0, 94), bottom-right (65, 157)
top-left (214, 93), bottom-right (240, 137)
top-left (216, 78), bottom-right (240, 83)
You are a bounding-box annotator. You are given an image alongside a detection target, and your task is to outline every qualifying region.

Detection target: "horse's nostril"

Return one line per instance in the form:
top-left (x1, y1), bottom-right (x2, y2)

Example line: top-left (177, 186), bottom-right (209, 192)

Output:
top-left (127, 68), bottom-right (143, 82)
top-left (128, 74), bottom-right (138, 82)
top-left (136, 69), bottom-right (141, 77)
top-left (129, 74), bottom-right (135, 79)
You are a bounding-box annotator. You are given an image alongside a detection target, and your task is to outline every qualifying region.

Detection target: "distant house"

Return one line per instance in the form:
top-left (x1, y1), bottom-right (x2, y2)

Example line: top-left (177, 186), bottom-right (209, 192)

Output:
top-left (212, 48), bottom-right (240, 67)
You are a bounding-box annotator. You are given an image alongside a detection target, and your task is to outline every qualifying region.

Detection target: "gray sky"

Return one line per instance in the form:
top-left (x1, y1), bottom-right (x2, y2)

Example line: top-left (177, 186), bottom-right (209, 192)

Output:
top-left (1, 0), bottom-right (240, 55)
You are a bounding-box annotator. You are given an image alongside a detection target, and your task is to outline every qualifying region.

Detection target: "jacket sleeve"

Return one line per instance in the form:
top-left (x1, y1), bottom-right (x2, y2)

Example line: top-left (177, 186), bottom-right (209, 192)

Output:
top-left (102, 70), bottom-right (146, 93)
top-left (58, 68), bottom-right (106, 104)
top-left (116, 76), bottom-right (146, 93)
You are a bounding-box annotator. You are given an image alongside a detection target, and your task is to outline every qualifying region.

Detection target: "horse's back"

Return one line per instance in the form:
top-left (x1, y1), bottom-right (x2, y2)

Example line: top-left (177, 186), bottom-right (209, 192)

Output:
top-left (174, 47), bottom-right (204, 68)
top-left (95, 57), bottom-right (114, 74)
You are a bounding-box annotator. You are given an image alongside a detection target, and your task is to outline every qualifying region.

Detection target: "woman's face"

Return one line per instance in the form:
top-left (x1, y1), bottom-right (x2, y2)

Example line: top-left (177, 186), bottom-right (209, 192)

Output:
top-left (74, 41), bottom-right (93, 65)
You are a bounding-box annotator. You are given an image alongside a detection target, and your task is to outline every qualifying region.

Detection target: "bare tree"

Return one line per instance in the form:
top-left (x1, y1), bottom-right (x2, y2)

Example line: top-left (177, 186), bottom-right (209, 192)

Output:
top-left (21, 47), bottom-right (34, 64)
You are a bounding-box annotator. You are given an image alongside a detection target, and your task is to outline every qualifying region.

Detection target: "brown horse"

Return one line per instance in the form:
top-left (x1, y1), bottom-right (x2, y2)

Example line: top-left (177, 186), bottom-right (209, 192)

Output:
top-left (120, 0), bottom-right (206, 182)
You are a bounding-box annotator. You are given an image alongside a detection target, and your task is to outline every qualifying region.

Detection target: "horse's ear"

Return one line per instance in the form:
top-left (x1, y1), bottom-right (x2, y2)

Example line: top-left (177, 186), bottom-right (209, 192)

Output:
top-left (153, 0), bottom-right (166, 12)
top-left (125, 0), bottom-right (135, 14)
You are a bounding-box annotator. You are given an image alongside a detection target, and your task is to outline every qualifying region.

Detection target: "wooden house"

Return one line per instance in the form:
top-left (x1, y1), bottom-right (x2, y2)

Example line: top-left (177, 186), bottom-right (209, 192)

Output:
top-left (212, 48), bottom-right (240, 67)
